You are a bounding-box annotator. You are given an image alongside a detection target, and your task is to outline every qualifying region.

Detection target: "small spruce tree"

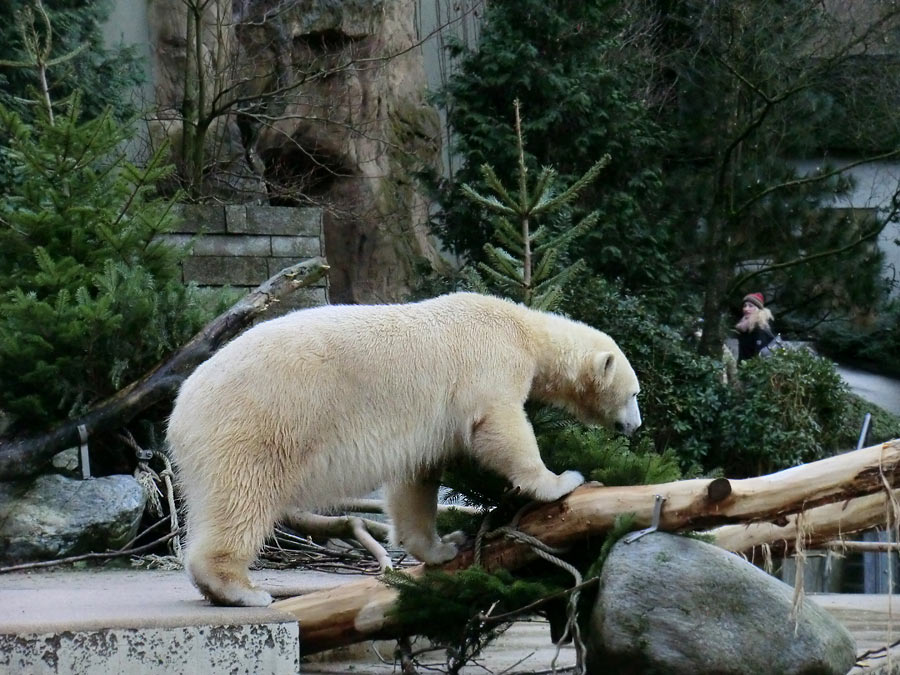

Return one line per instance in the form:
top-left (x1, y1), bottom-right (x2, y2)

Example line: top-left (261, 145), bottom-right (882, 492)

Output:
top-left (0, 94), bottom-right (216, 432)
top-left (0, 7), bottom-right (218, 433)
top-left (459, 100), bottom-right (609, 312)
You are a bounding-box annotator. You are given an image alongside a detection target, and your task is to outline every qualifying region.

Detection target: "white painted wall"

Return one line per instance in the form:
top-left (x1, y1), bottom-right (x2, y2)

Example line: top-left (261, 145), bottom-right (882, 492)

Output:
top-left (99, 0), bottom-right (155, 117)
top-left (415, 0), bottom-right (483, 179)
top-left (795, 159), bottom-right (900, 295)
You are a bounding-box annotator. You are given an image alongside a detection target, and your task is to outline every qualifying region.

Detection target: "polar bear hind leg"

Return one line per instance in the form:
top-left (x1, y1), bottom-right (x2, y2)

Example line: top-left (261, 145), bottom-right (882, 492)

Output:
top-left (181, 474), bottom-right (287, 607)
top-left (386, 480), bottom-right (460, 564)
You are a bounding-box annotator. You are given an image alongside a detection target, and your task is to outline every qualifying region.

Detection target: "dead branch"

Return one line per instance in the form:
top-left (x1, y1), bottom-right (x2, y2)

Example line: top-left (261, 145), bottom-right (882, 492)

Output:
top-left (0, 531), bottom-right (177, 574)
top-left (0, 257), bottom-right (329, 480)
top-left (709, 488), bottom-right (900, 555)
top-left (282, 509), bottom-right (391, 542)
top-left (281, 508), bottom-right (393, 570)
top-left (335, 498), bottom-right (480, 517)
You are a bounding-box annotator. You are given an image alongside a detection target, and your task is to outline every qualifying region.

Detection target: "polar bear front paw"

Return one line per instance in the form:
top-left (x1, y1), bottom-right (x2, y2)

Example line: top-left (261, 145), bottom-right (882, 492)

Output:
top-left (526, 470), bottom-right (585, 502)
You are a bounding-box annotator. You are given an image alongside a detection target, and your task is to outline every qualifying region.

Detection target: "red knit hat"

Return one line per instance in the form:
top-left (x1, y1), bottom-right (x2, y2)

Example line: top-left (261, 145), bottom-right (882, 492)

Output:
top-left (743, 292), bottom-right (764, 309)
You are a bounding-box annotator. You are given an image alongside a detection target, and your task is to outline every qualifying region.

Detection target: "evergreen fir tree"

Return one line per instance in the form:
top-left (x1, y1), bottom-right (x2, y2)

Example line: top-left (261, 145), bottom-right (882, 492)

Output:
top-left (435, 0), bottom-right (677, 303)
top-left (0, 0), bottom-right (143, 195)
top-left (0, 0), bottom-right (142, 120)
top-left (459, 101), bottom-right (608, 311)
top-left (0, 93), bottom-right (214, 432)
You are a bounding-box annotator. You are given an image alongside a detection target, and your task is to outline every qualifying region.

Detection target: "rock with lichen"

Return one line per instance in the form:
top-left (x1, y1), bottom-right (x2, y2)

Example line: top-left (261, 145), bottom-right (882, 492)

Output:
top-left (586, 532), bottom-right (856, 675)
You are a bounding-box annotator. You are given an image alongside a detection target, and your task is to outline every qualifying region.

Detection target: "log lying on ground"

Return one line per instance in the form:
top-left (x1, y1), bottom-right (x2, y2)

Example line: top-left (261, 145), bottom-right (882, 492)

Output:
top-left (272, 438), bottom-right (900, 653)
top-left (0, 257), bottom-right (330, 480)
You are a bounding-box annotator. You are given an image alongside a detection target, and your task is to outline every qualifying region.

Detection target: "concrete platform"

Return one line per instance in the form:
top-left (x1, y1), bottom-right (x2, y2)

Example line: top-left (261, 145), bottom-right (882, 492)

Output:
top-left (2, 567), bottom-right (900, 674)
top-left (0, 566), bottom-right (355, 675)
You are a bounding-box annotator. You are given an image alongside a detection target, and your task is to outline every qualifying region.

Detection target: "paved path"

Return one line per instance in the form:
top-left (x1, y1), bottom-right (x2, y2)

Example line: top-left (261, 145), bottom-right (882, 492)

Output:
top-left (836, 365), bottom-right (900, 417)
top-left (814, 594), bottom-right (900, 673)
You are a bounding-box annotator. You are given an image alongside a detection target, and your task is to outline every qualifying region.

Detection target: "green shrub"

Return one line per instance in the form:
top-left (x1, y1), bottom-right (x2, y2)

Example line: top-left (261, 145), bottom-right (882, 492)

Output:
top-left (714, 349), bottom-right (866, 476)
top-left (566, 278), bottom-right (729, 472)
top-left (562, 278), bottom-right (892, 477)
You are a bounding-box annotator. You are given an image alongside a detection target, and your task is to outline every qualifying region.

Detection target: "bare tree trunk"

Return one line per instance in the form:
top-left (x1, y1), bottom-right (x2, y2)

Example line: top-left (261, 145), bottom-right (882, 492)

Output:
top-left (273, 439), bottom-right (900, 654)
top-left (0, 257), bottom-right (329, 480)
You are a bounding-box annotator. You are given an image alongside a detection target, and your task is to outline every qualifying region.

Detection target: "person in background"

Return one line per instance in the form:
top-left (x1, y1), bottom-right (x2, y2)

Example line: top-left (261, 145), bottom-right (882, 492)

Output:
top-left (736, 292), bottom-right (775, 362)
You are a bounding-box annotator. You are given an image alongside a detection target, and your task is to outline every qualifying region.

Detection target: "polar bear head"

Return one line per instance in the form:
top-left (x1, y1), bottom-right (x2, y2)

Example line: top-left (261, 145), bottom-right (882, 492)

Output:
top-left (532, 318), bottom-right (642, 435)
top-left (581, 349), bottom-right (642, 435)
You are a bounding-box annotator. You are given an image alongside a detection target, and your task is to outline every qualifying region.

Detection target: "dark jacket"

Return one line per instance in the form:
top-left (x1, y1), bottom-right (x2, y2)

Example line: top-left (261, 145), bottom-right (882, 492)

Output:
top-left (737, 325), bottom-right (775, 362)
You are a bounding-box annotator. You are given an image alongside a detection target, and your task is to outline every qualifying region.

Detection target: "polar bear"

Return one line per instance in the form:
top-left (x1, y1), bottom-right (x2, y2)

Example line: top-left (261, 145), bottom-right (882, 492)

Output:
top-left (167, 292), bottom-right (641, 606)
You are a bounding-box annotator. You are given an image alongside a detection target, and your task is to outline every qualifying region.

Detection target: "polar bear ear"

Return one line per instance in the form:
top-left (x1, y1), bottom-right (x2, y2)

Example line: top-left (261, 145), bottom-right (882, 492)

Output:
top-left (592, 351), bottom-right (617, 388)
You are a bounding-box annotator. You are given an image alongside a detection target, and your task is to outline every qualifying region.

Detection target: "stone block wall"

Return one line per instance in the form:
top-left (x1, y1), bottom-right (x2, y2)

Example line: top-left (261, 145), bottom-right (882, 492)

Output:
top-left (162, 205), bottom-right (328, 312)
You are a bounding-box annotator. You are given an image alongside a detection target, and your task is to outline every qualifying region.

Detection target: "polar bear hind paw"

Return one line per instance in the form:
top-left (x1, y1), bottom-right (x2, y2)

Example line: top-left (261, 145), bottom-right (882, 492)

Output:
top-left (416, 539), bottom-right (460, 565)
top-left (195, 578), bottom-right (273, 607)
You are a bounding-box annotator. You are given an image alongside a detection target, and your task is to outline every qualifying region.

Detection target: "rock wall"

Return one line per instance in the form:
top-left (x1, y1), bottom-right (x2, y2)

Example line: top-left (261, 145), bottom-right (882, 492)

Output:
top-left (161, 205), bottom-right (328, 311)
top-left (147, 0), bottom-right (448, 303)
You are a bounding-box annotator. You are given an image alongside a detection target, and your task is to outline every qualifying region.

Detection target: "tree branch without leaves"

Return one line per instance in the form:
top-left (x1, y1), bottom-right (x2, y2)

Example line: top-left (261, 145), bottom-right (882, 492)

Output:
top-left (0, 257), bottom-right (329, 480)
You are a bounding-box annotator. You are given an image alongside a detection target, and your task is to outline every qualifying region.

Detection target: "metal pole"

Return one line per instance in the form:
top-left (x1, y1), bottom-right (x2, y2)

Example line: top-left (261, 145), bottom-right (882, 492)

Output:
top-left (857, 413), bottom-right (872, 451)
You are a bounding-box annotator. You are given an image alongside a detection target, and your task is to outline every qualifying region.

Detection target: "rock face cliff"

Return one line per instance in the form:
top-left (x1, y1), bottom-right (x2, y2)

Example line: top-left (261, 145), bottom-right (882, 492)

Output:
top-left (148, 0), bottom-right (447, 303)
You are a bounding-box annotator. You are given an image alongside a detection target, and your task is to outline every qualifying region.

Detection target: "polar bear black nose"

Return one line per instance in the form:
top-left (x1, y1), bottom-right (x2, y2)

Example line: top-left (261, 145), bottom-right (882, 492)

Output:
top-left (615, 421), bottom-right (638, 436)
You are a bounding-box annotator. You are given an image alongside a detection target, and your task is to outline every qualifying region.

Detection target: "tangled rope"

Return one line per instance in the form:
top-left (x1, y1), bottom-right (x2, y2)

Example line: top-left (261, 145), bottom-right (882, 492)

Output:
top-left (126, 432), bottom-right (182, 561)
top-left (474, 502), bottom-right (587, 674)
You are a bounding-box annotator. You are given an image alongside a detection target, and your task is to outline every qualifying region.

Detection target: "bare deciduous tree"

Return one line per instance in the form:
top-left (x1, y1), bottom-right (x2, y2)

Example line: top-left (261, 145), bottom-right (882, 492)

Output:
top-left (146, 0), bottom-right (456, 302)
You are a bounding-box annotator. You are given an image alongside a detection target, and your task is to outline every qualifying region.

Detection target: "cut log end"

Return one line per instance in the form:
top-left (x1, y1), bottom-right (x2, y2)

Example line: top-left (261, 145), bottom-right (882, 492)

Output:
top-left (706, 477), bottom-right (732, 503)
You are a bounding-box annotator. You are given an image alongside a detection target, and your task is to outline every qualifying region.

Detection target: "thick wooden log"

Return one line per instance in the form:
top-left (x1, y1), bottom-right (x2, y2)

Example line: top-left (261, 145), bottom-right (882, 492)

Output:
top-left (0, 257), bottom-right (329, 479)
top-left (273, 439), bottom-right (900, 653)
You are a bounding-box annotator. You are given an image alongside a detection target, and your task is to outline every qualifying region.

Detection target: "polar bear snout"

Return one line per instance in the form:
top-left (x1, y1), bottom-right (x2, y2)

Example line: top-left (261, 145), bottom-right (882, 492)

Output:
top-left (615, 420), bottom-right (639, 435)
top-left (614, 396), bottom-right (642, 436)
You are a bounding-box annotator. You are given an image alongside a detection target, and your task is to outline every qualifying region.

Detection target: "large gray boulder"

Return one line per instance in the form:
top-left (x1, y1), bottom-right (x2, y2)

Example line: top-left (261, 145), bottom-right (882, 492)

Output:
top-left (0, 474), bottom-right (146, 563)
top-left (587, 532), bottom-right (856, 675)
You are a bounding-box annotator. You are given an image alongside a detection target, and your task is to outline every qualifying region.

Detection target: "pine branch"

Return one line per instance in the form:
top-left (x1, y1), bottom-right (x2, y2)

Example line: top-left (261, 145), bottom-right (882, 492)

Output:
top-left (532, 155), bottom-right (610, 215)
top-left (483, 245), bottom-right (524, 282)
top-left (479, 164), bottom-right (520, 214)
top-left (493, 218), bottom-right (525, 256)
top-left (459, 183), bottom-right (517, 216)
top-left (534, 212), bottom-right (599, 255)
top-left (528, 166), bottom-right (558, 212)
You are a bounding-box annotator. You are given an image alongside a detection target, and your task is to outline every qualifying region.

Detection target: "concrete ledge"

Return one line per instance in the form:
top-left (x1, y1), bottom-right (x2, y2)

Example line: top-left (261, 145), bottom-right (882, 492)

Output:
top-left (0, 567), bottom-right (358, 675)
top-left (2, 622), bottom-right (299, 675)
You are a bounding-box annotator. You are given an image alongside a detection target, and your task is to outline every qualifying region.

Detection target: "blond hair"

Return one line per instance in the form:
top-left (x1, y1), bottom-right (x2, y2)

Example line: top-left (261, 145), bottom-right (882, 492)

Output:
top-left (736, 307), bottom-right (773, 333)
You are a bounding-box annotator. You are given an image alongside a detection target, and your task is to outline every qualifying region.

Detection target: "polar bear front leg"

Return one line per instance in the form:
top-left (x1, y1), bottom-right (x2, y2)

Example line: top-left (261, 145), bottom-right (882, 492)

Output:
top-left (471, 404), bottom-right (584, 502)
top-left (385, 480), bottom-right (460, 564)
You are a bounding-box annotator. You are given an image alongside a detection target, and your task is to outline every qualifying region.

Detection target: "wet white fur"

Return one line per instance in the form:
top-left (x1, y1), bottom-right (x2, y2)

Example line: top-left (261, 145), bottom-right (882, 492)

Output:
top-left (168, 292), bottom-right (641, 606)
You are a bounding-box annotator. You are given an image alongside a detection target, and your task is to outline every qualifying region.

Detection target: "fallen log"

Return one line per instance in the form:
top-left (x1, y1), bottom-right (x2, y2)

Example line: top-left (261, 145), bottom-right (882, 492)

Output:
top-left (0, 257), bottom-right (329, 480)
top-left (272, 438), bottom-right (900, 653)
